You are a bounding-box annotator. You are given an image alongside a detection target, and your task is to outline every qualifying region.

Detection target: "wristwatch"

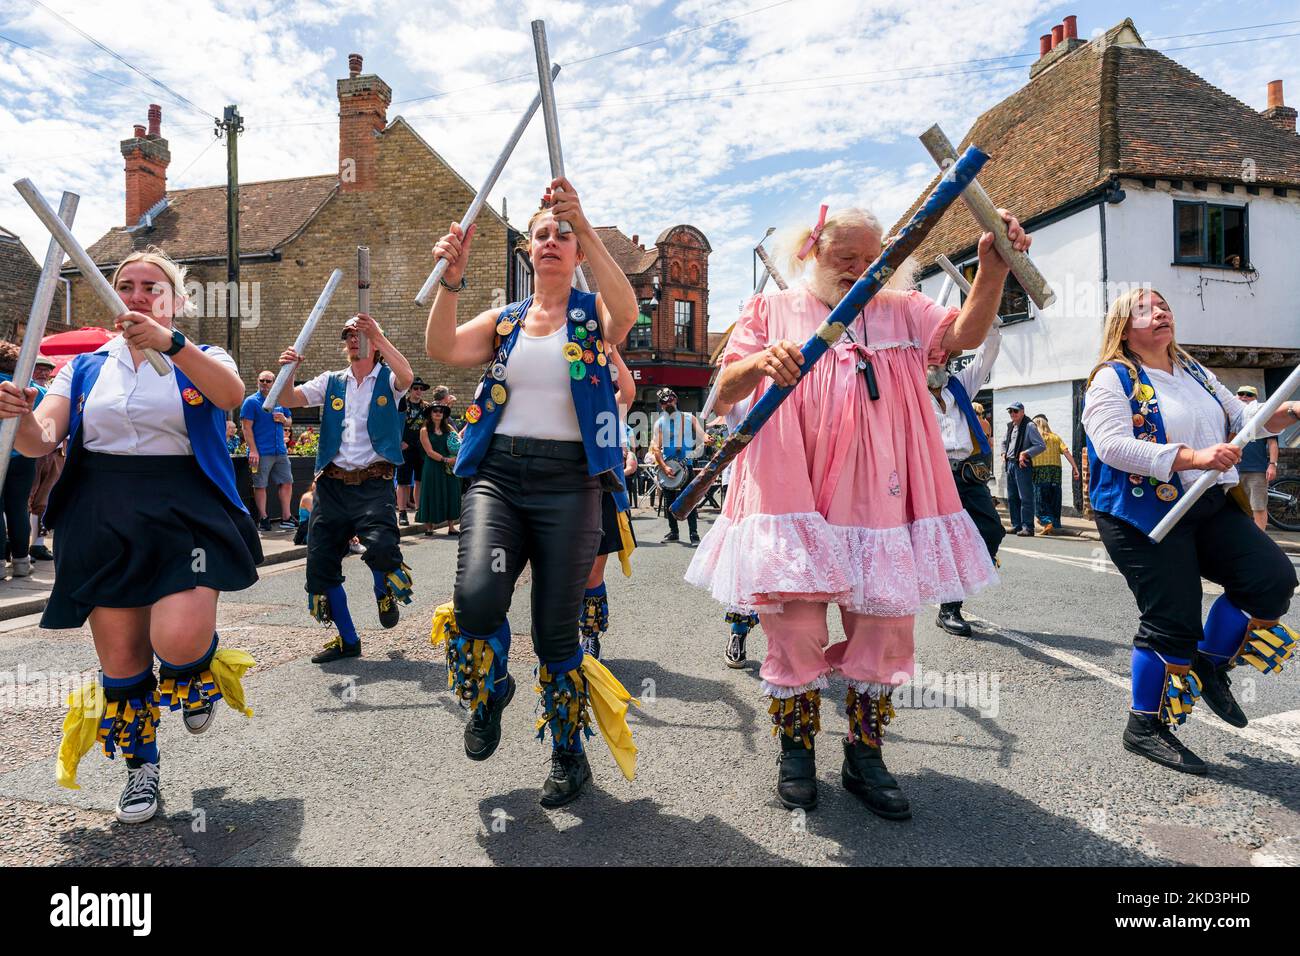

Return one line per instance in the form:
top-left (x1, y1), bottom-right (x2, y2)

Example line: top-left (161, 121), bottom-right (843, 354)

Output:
top-left (164, 328), bottom-right (186, 357)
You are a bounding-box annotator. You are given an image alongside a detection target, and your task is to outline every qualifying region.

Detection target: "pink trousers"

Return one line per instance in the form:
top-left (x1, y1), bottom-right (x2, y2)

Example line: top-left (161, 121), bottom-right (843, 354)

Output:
top-left (758, 601), bottom-right (914, 693)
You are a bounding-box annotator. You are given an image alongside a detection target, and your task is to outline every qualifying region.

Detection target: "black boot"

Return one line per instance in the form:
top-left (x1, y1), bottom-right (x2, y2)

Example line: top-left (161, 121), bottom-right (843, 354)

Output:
top-left (842, 739), bottom-right (912, 820)
top-left (540, 748), bottom-right (592, 808)
top-left (936, 602), bottom-right (972, 637)
top-left (464, 675), bottom-right (516, 761)
top-left (311, 636), bottom-right (361, 664)
top-left (1122, 711), bottom-right (1207, 774)
top-left (377, 592), bottom-right (400, 629)
top-left (1192, 656), bottom-right (1247, 728)
top-left (776, 734), bottom-right (818, 810)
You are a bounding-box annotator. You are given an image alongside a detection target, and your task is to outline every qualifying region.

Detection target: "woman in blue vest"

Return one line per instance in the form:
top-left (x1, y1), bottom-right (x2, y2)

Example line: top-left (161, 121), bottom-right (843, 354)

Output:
top-left (425, 177), bottom-right (640, 807)
top-left (276, 313), bottom-right (415, 665)
top-left (1083, 287), bottom-right (1299, 774)
top-left (0, 249), bottom-right (262, 824)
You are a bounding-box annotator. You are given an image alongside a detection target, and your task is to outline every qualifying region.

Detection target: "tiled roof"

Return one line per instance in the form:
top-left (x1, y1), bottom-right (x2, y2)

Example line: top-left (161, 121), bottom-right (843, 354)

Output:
top-left (892, 19), bottom-right (1300, 268)
top-left (82, 174), bottom-right (339, 266)
top-left (580, 226), bottom-right (660, 289)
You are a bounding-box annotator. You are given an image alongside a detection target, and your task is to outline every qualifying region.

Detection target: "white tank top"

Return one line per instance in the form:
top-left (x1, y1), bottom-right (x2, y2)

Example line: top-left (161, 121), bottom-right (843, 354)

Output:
top-left (495, 324), bottom-right (583, 441)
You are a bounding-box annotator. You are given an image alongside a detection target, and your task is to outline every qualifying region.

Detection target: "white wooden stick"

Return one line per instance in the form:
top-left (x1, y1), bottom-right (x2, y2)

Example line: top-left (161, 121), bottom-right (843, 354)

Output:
top-left (356, 246), bottom-right (370, 357)
top-left (264, 269), bottom-right (344, 410)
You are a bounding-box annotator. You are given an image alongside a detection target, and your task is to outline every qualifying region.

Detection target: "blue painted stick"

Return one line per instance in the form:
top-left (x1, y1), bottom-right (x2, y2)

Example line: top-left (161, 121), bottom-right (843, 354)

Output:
top-left (670, 145), bottom-right (989, 519)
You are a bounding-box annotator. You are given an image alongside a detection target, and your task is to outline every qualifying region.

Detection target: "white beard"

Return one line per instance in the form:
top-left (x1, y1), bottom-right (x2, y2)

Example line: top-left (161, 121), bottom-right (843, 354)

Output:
top-left (926, 366), bottom-right (950, 390)
top-left (807, 268), bottom-right (850, 309)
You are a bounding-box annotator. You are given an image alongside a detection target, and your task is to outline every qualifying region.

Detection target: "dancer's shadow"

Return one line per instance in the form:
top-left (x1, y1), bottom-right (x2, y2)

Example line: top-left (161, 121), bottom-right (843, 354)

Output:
top-left (606, 657), bottom-right (761, 753)
top-left (1213, 750), bottom-right (1300, 816)
top-left (314, 649), bottom-right (461, 718)
top-left (475, 786), bottom-right (788, 866)
top-left (811, 770), bottom-right (1156, 866)
top-left (976, 625), bottom-right (1121, 666)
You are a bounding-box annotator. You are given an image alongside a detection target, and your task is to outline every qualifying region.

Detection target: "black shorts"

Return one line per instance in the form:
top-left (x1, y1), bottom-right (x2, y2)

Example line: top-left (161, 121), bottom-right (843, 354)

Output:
top-left (596, 491), bottom-right (635, 556)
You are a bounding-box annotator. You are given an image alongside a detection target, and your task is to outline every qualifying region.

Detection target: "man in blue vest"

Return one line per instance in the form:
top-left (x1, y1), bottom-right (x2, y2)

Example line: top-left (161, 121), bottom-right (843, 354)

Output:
top-left (277, 313), bottom-right (416, 664)
top-left (928, 326), bottom-right (1005, 636)
top-left (651, 387), bottom-right (705, 544)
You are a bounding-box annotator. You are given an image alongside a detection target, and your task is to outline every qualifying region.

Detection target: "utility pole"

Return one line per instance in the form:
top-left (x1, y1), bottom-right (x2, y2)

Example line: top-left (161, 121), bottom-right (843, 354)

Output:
top-left (217, 105), bottom-right (244, 370)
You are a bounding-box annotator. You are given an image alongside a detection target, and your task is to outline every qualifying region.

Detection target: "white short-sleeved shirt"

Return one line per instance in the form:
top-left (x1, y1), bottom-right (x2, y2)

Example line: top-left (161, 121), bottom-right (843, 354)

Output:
top-left (932, 327), bottom-right (1000, 461)
top-left (299, 364), bottom-right (409, 470)
top-left (47, 334), bottom-right (238, 456)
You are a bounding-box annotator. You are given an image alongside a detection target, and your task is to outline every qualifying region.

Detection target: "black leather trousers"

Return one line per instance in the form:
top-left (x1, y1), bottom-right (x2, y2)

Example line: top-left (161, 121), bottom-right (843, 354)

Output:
top-left (453, 437), bottom-right (602, 664)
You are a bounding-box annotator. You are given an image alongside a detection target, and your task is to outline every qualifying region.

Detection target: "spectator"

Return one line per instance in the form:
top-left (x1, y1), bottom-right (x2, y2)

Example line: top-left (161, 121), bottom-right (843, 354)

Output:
top-left (1030, 414), bottom-right (1080, 535)
top-left (226, 419), bottom-right (241, 454)
top-left (241, 369), bottom-right (295, 532)
top-left (397, 377), bottom-right (429, 525)
top-left (416, 403), bottom-right (461, 536)
top-left (27, 356), bottom-right (62, 562)
top-left (0, 341), bottom-right (42, 576)
top-left (1235, 385), bottom-right (1279, 531)
top-left (1002, 402), bottom-right (1045, 537)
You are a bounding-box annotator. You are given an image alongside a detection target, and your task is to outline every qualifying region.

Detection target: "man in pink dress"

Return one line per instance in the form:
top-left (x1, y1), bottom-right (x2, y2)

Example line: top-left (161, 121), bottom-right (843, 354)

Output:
top-left (688, 204), bottom-right (1030, 818)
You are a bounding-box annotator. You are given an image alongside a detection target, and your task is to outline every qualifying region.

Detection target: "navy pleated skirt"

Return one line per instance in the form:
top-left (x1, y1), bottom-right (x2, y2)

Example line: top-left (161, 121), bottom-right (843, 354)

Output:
top-left (41, 452), bottom-right (263, 629)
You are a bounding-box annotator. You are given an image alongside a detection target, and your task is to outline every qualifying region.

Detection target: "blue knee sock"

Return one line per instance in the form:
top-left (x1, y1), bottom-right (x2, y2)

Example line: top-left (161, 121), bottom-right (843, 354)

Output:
top-left (155, 633), bottom-right (218, 672)
top-left (1131, 646), bottom-right (1191, 713)
top-left (327, 584), bottom-right (359, 646)
top-left (102, 668), bottom-right (159, 766)
top-left (371, 567), bottom-right (388, 601)
top-left (1199, 595), bottom-right (1248, 665)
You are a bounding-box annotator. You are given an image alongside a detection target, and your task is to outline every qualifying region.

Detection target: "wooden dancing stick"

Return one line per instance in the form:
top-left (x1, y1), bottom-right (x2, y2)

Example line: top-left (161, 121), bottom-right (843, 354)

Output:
top-left (414, 64), bottom-right (561, 306)
top-left (14, 179), bottom-right (170, 375)
top-left (264, 268), bottom-right (344, 411)
top-left (531, 20), bottom-right (589, 292)
top-left (670, 145), bottom-right (990, 519)
top-left (1149, 361), bottom-right (1300, 543)
top-left (356, 246), bottom-right (371, 357)
top-left (0, 191), bottom-right (77, 486)
top-left (754, 238), bottom-right (788, 292)
top-left (919, 125), bottom-right (1055, 310)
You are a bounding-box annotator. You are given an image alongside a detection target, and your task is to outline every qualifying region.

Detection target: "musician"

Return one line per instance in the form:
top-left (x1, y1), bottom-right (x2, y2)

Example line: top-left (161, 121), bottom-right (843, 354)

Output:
top-left (580, 344), bottom-right (638, 660)
top-left (277, 313), bottom-right (415, 665)
top-left (0, 249), bottom-right (261, 824)
top-left (928, 323), bottom-right (1005, 636)
top-left (1082, 288), bottom-right (1299, 774)
top-left (651, 387), bottom-right (705, 544)
top-left (425, 178), bottom-right (640, 807)
top-left (687, 204), bottom-right (1028, 819)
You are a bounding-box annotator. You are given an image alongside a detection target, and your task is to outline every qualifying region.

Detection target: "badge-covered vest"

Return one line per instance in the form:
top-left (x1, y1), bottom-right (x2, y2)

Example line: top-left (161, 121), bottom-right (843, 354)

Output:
top-left (315, 367), bottom-right (404, 473)
top-left (1086, 360), bottom-right (1223, 534)
top-left (62, 347), bottom-right (246, 514)
top-left (455, 289), bottom-right (621, 478)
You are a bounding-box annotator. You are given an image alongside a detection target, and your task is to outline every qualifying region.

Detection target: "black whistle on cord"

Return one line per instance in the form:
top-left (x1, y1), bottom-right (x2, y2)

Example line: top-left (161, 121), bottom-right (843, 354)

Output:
top-left (860, 357), bottom-right (880, 401)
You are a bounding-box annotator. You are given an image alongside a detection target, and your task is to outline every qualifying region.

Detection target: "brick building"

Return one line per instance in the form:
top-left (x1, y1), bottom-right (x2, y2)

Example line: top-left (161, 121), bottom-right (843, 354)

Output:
top-left (0, 226), bottom-right (70, 344)
top-left (62, 54), bottom-right (517, 412)
top-left (580, 223), bottom-right (712, 415)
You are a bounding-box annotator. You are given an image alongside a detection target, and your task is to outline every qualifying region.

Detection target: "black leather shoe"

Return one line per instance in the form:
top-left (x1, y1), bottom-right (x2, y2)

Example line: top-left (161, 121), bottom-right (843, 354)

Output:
top-left (776, 735), bottom-right (818, 811)
top-left (689, 533), bottom-right (700, 546)
top-left (1122, 711), bottom-right (1207, 774)
top-left (936, 602), bottom-right (972, 637)
top-left (464, 675), bottom-right (516, 761)
top-left (29, 544), bottom-right (54, 561)
top-left (842, 739), bottom-right (911, 820)
top-left (1193, 656), bottom-right (1247, 728)
top-left (377, 592), bottom-right (400, 629)
top-left (661, 532), bottom-right (679, 543)
top-left (311, 637), bottom-right (361, 665)
top-left (540, 748), bottom-right (592, 808)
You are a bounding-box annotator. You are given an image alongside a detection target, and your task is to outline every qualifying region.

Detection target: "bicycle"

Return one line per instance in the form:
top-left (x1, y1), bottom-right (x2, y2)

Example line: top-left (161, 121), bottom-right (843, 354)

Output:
top-left (1267, 475), bottom-right (1300, 532)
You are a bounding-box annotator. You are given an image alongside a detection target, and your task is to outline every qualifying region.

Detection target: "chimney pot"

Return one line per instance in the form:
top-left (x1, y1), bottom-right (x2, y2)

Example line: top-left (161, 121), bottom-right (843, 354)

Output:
top-left (1063, 15), bottom-right (1078, 40)
top-left (632, 234), bottom-right (639, 246)
top-left (133, 124), bottom-right (146, 138)
top-left (348, 53), bottom-right (363, 77)
top-left (147, 104), bottom-right (161, 138)
top-left (1268, 79), bottom-right (1284, 109)
top-left (1051, 24), bottom-right (1064, 48)
top-left (1039, 34), bottom-right (1051, 56)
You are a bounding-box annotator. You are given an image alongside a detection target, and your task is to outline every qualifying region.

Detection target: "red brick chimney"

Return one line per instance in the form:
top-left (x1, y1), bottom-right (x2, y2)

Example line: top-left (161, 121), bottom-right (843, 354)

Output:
top-left (1263, 79), bottom-right (1298, 133)
top-left (337, 53), bottom-right (392, 193)
top-left (120, 104), bottom-right (170, 226)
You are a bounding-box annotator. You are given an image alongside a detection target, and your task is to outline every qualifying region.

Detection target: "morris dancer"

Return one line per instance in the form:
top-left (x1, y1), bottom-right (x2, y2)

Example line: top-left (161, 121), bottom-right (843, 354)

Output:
top-left (425, 178), bottom-right (638, 807)
top-left (929, 324), bottom-right (1005, 636)
top-left (0, 249), bottom-right (260, 823)
top-left (1082, 288), bottom-right (1298, 773)
top-left (687, 204), bottom-right (1029, 818)
top-left (277, 313), bottom-right (415, 664)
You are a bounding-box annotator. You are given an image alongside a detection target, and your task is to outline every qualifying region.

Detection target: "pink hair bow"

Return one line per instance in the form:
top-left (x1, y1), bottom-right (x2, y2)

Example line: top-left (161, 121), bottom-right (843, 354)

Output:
top-left (796, 204), bottom-right (829, 260)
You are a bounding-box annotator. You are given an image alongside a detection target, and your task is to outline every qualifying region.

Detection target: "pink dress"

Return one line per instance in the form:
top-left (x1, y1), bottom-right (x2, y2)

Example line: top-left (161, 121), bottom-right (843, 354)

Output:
top-left (686, 286), bottom-right (998, 617)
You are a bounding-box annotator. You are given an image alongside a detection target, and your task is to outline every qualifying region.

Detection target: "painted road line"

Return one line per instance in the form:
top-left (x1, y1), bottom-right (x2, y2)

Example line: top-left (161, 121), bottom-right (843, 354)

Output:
top-left (998, 545), bottom-right (1226, 595)
top-left (965, 613), bottom-right (1300, 760)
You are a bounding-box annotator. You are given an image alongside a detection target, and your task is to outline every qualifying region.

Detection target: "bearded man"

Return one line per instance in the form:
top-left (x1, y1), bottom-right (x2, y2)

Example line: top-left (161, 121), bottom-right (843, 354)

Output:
top-left (688, 204), bottom-right (1029, 818)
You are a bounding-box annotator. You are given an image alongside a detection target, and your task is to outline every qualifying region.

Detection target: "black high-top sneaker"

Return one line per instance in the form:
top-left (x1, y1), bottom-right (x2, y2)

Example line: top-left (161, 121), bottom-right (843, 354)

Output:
top-left (540, 748), bottom-right (592, 808)
top-left (1122, 711), bottom-right (1207, 774)
top-left (776, 734), bottom-right (817, 811)
top-left (464, 675), bottom-right (516, 761)
top-left (842, 738), bottom-right (912, 820)
top-left (1192, 656), bottom-right (1247, 728)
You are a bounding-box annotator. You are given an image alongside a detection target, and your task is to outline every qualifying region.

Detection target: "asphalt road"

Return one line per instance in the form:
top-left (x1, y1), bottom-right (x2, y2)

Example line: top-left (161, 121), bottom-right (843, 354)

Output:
top-left (1, 510), bottom-right (1298, 867)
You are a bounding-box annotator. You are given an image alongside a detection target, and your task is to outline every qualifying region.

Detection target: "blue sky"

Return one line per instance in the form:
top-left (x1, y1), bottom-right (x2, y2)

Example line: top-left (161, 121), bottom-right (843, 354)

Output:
top-left (1, 0), bottom-right (1297, 329)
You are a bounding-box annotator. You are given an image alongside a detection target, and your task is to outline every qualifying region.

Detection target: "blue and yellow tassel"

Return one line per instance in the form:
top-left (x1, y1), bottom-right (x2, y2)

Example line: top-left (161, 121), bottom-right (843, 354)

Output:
top-left (385, 563), bottom-right (414, 605)
top-left (308, 592), bottom-right (332, 625)
top-left (1162, 669), bottom-right (1201, 727)
top-left (95, 696), bottom-right (160, 762)
top-left (1237, 620), bottom-right (1297, 675)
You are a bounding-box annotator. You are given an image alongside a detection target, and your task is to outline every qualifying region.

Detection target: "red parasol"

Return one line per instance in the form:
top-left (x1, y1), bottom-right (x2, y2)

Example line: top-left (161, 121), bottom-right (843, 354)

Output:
top-left (39, 326), bottom-right (115, 356)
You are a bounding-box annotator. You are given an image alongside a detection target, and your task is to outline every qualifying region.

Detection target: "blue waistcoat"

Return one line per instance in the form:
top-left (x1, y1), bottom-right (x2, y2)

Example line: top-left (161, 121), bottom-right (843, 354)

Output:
top-left (455, 289), bottom-right (622, 478)
top-left (66, 348), bottom-right (246, 513)
top-left (315, 367), bottom-right (404, 473)
top-left (945, 376), bottom-right (991, 456)
top-left (1086, 360), bottom-right (1223, 534)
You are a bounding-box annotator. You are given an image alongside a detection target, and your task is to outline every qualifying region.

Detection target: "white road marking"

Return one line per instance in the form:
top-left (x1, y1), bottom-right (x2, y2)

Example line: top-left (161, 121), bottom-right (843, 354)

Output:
top-left (965, 614), bottom-right (1300, 760)
top-left (999, 545), bottom-right (1226, 595)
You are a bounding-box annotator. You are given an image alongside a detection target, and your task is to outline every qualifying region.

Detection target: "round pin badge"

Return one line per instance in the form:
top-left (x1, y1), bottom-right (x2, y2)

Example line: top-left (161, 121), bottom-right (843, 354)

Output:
top-left (465, 404), bottom-right (482, 424)
top-left (563, 343), bottom-right (584, 362)
top-left (1149, 477), bottom-right (1159, 485)
top-left (582, 349), bottom-right (595, 364)
top-left (331, 397), bottom-right (344, 411)
top-left (569, 361), bottom-right (586, 380)
top-left (1137, 384), bottom-right (1155, 402)
top-left (1156, 484), bottom-right (1178, 502)
top-left (597, 354), bottom-right (607, 366)
top-left (491, 363), bottom-right (507, 380)
top-left (490, 384), bottom-right (507, 405)
top-left (1131, 486), bottom-right (1144, 498)
top-left (484, 400), bottom-right (495, 413)
top-left (496, 320), bottom-right (516, 336)
top-left (586, 319), bottom-right (598, 332)
top-left (1132, 414), bottom-right (1145, 427)
top-left (574, 326), bottom-right (588, 340)
top-left (1129, 474), bottom-right (1143, 485)
top-left (474, 381), bottom-right (484, 399)
top-left (596, 339), bottom-right (605, 353)
top-left (569, 307), bottom-right (586, 322)
top-left (376, 395), bottom-right (388, 406)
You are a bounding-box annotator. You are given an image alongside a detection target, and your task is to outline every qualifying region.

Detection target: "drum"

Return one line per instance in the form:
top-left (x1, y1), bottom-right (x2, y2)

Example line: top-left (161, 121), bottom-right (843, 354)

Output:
top-left (656, 457), bottom-right (690, 491)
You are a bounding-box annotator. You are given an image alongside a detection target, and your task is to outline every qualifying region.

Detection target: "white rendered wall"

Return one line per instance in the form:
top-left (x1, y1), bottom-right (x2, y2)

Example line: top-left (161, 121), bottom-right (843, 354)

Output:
top-left (989, 380), bottom-right (1075, 502)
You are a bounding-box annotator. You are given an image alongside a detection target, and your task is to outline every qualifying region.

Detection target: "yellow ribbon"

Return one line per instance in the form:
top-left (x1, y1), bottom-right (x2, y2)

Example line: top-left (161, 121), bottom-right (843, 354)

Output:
top-left (211, 648), bottom-right (257, 717)
top-left (57, 680), bottom-right (105, 790)
top-left (580, 655), bottom-right (640, 780)
top-left (616, 511), bottom-right (636, 578)
top-left (431, 601), bottom-right (457, 648)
